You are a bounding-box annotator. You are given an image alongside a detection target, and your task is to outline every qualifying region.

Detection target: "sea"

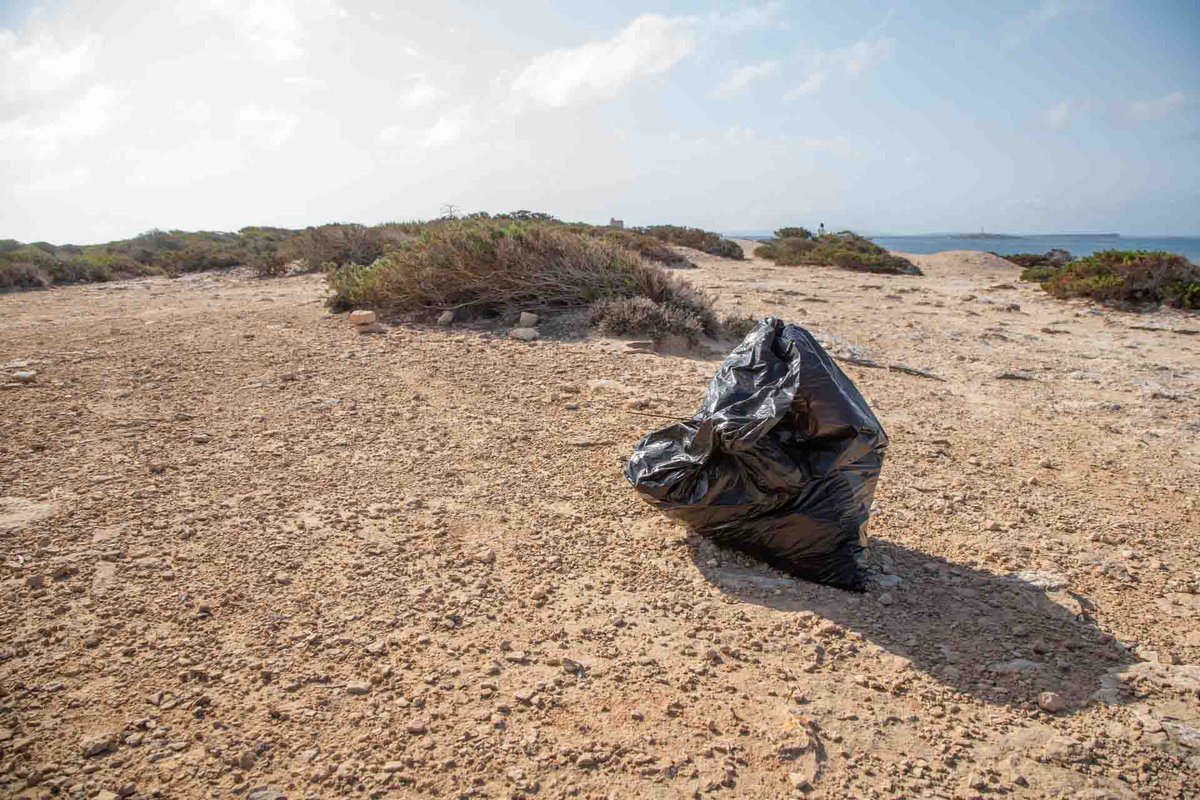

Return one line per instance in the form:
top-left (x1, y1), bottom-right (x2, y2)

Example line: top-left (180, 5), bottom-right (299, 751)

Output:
top-left (866, 234), bottom-right (1200, 262)
top-left (727, 232), bottom-right (1200, 262)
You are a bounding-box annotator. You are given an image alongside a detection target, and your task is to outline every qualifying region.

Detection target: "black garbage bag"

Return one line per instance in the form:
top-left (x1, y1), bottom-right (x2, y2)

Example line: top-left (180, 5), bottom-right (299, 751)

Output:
top-left (624, 318), bottom-right (887, 590)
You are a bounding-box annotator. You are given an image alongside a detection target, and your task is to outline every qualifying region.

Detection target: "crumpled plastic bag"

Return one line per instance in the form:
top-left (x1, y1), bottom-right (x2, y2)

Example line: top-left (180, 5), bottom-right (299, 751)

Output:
top-left (624, 318), bottom-right (887, 590)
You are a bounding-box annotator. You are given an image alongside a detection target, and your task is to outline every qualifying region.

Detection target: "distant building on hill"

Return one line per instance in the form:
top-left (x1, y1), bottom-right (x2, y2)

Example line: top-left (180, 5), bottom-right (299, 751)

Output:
top-left (609, 218), bottom-right (624, 229)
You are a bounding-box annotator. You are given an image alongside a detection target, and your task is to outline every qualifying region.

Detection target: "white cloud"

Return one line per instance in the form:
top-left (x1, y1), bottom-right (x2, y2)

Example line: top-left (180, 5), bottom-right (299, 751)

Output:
top-left (713, 60), bottom-right (779, 98)
top-left (1045, 100), bottom-right (1072, 129)
top-left (701, 1), bottom-right (784, 34)
top-left (285, 75), bottom-right (327, 88)
top-left (235, 104), bottom-right (299, 148)
top-left (0, 31), bottom-right (98, 101)
top-left (420, 108), bottom-right (469, 149)
top-left (175, 99), bottom-right (212, 125)
top-left (0, 83), bottom-right (122, 160)
top-left (397, 78), bottom-right (440, 108)
top-left (378, 106), bottom-right (470, 151)
top-left (785, 72), bottom-right (825, 100)
top-left (511, 14), bottom-right (695, 107)
top-left (793, 137), bottom-right (860, 158)
top-left (724, 125), bottom-right (757, 144)
top-left (1128, 91), bottom-right (1187, 122)
top-left (1003, 0), bottom-right (1093, 49)
top-left (18, 166), bottom-right (92, 195)
top-left (839, 36), bottom-right (892, 76)
top-left (198, 0), bottom-right (345, 63)
top-left (784, 14), bottom-right (893, 100)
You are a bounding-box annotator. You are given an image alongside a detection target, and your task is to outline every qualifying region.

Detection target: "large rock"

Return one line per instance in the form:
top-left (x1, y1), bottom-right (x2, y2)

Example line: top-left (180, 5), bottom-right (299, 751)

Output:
top-left (348, 310), bottom-right (376, 326)
top-left (518, 312), bottom-right (539, 327)
top-left (509, 327), bottom-right (539, 341)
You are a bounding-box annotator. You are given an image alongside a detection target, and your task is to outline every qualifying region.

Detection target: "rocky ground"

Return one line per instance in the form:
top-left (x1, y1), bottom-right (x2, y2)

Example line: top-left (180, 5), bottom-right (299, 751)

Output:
top-left (1, 242), bottom-right (1198, 799)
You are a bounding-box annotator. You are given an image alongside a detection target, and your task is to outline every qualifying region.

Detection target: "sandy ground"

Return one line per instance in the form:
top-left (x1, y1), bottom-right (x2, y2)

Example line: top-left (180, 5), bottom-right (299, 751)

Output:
top-left (1, 242), bottom-right (1198, 800)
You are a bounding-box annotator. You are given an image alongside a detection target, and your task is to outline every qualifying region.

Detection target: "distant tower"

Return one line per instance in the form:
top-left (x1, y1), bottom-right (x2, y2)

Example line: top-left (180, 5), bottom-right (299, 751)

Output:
top-left (818, 222), bottom-right (826, 237)
top-left (609, 218), bottom-right (625, 229)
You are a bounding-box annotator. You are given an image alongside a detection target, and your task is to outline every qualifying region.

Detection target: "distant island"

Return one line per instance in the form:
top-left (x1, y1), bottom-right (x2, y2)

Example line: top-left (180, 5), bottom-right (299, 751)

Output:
top-left (946, 232), bottom-right (1021, 240)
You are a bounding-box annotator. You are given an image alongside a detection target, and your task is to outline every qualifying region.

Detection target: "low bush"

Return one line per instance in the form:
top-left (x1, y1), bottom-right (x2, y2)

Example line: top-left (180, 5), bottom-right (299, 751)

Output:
top-left (282, 223), bottom-right (407, 271)
top-left (636, 225), bottom-right (744, 260)
top-left (999, 249), bottom-right (1072, 282)
top-left (774, 227), bottom-right (813, 240)
top-left (249, 251), bottom-right (291, 278)
top-left (1020, 250), bottom-right (1200, 309)
top-left (0, 259), bottom-right (52, 289)
top-left (755, 230), bottom-right (922, 275)
top-left (598, 229), bottom-right (694, 268)
top-left (327, 219), bottom-right (749, 342)
top-left (590, 296), bottom-right (711, 342)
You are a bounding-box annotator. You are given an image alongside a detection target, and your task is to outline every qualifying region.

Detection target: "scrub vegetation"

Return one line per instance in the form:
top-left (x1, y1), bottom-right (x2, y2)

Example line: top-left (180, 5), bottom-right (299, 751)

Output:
top-left (753, 228), bottom-right (922, 275)
top-left (1012, 249), bottom-right (1200, 309)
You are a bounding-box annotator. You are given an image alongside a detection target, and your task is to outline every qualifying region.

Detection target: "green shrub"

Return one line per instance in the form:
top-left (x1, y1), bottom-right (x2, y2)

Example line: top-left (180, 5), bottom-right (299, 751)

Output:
top-left (774, 227), bottom-right (813, 240)
top-left (1034, 250), bottom-right (1200, 309)
top-left (636, 225), bottom-right (744, 260)
top-left (599, 229), bottom-right (694, 268)
top-left (755, 230), bottom-right (922, 275)
top-left (162, 244), bottom-right (241, 273)
top-left (249, 251), bottom-right (291, 278)
top-left (327, 219), bottom-right (737, 343)
top-left (0, 260), bottom-right (52, 289)
top-left (1020, 265), bottom-right (1059, 283)
top-left (282, 224), bottom-right (398, 271)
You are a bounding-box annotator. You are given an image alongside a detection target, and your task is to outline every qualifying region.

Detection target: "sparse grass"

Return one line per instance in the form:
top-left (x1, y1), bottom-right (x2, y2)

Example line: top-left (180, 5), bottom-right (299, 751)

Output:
top-left (327, 219), bottom-right (747, 343)
top-left (1019, 250), bottom-right (1200, 309)
top-left (754, 230), bottom-right (922, 275)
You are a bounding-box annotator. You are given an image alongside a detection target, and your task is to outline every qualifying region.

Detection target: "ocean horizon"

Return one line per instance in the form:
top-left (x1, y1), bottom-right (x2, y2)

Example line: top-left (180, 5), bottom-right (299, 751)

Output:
top-left (725, 232), bottom-right (1200, 262)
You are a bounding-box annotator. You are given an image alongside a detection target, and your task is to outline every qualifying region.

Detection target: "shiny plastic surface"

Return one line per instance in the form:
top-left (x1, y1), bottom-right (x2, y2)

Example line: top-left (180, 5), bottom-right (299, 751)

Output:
top-left (624, 318), bottom-right (888, 590)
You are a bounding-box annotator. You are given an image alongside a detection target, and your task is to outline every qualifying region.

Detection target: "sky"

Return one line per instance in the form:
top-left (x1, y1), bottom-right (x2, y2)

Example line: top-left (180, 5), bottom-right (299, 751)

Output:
top-left (1, 0), bottom-right (1198, 244)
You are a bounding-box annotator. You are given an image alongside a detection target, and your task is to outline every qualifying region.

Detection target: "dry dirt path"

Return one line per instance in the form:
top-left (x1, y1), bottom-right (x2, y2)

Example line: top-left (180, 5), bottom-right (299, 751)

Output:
top-left (1, 247), bottom-right (1198, 799)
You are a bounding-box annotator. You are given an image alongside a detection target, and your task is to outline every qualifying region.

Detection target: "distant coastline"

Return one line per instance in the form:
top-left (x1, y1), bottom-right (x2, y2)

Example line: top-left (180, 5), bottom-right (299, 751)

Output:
top-left (867, 233), bottom-right (1198, 262)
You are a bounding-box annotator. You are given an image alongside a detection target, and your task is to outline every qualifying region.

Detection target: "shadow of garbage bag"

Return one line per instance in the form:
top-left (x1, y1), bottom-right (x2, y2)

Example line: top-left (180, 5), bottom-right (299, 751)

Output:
top-left (625, 318), bottom-right (886, 592)
top-left (688, 536), bottom-right (1138, 712)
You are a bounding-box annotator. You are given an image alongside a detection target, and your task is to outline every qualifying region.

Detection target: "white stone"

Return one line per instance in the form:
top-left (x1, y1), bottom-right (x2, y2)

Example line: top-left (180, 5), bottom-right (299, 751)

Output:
top-left (436, 310), bottom-right (454, 326)
top-left (1037, 691), bottom-right (1066, 712)
top-left (509, 327), bottom-right (539, 341)
top-left (518, 311), bottom-right (539, 327)
top-left (348, 310), bottom-right (376, 326)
